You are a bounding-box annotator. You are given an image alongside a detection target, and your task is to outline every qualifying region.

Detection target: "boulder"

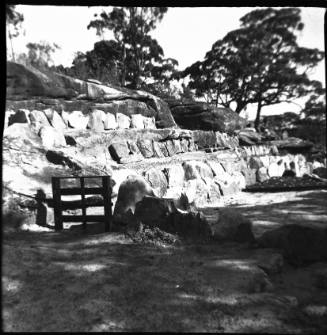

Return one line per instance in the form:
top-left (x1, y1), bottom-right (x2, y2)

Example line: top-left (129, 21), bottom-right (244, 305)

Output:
top-left (241, 168), bottom-right (257, 186)
top-left (127, 141), bottom-right (142, 156)
top-left (270, 145), bottom-right (279, 155)
top-left (111, 169), bottom-right (138, 197)
top-left (87, 109), bottom-right (105, 131)
top-left (216, 132), bottom-right (227, 147)
top-left (103, 113), bottom-right (118, 129)
top-left (313, 160), bottom-right (324, 169)
top-left (39, 126), bottom-right (66, 148)
top-left (61, 111), bottom-right (70, 127)
top-left (144, 168), bottom-right (168, 197)
top-left (313, 266), bottom-right (327, 289)
top-left (143, 116), bottom-right (156, 129)
top-left (165, 140), bottom-right (178, 156)
top-left (119, 155), bottom-right (143, 164)
top-left (185, 178), bottom-right (210, 207)
top-left (49, 110), bottom-right (67, 131)
top-left (220, 160), bottom-right (241, 175)
top-left (164, 165), bottom-right (185, 188)
top-left (313, 167), bottom-right (327, 179)
top-left (258, 224), bottom-right (327, 265)
top-left (216, 169), bottom-right (236, 185)
top-left (259, 156), bottom-right (270, 168)
top-left (282, 169), bottom-right (296, 177)
top-left (238, 128), bottom-right (262, 146)
top-left (67, 110), bottom-right (89, 129)
top-left (164, 186), bottom-right (184, 200)
top-left (205, 178), bottom-right (222, 204)
top-left (232, 171), bottom-right (247, 190)
top-left (248, 156), bottom-right (264, 170)
top-left (150, 97), bottom-right (177, 129)
top-left (163, 128), bottom-right (193, 141)
top-left (206, 160), bottom-right (226, 177)
top-left (180, 138), bottom-right (189, 152)
top-left (42, 107), bottom-right (54, 121)
top-left (116, 113), bottom-right (131, 129)
top-left (183, 161), bottom-right (200, 180)
top-left (3, 123), bottom-right (42, 146)
top-left (134, 196), bottom-right (178, 228)
top-left (134, 196), bottom-right (211, 239)
top-left (137, 139), bottom-right (154, 158)
top-left (29, 109), bottom-right (51, 132)
top-left (270, 137), bottom-right (314, 154)
top-left (215, 179), bottom-right (240, 196)
top-left (183, 161), bottom-right (214, 180)
top-left (172, 139), bottom-right (183, 154)
top-left (113, 174), bottom-right (155, 217)
top-left (208, 208), bottom-right (255, 243)
top-left (180, 180), bottom-right (196, 204)
top-left (156, 141), bottom-right (169, 157)
top-left (268, 162), bottom-right (281, 177)
top-left (130, 114), bottom-right (145, 129)
top-left (109, 142), bottom-right (130, 163)
top-left (251, 251), bottom-right (284, 275)
top-left (168, 211), bottom-right (212, 239)
top-left (193, 130), bottom-right (217, 149)
top-left (188, 138), bottom-right (196, 151)
top-left (167, 98), bottom-right (246, 133)
top-left (8, 109), bottom-right (30, 126)
top-left (256, 167), bottom-right (269, 183)
top-left (152, 141), bottom-right (166, 158)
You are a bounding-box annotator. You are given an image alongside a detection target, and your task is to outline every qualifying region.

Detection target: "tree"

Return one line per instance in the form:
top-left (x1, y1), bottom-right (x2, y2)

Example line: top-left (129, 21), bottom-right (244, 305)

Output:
top-left (6, 5), bottom-right (24, 62)
top-left (182, 7), bottom-right (324, 130)
top-left (70, 40), bottom-right (123, 84)
top-left (143, 57), bottom-right (180, 97)
top-left (301, 84), bottom-right (326, 122)
top-left (87, 7), bottom-right (171, 88)
top-left (17, 41), bottom-right (60, 69)
top-left (53, 40), bottom-right (124, 85)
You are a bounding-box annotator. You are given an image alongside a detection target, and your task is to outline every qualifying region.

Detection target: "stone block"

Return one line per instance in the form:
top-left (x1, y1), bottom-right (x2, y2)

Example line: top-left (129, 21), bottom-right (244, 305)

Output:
top-left (137, 139), bottom-right (154, 158)
top-left (116, 113), bottom-right (131, 129)
top-left (103, 113), bottom-right (118, 129)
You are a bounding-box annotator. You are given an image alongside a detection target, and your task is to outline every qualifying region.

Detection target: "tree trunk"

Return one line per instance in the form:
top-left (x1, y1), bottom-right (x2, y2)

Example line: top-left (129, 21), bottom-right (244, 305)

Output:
top-left (234, 103), bottom-right (245, 114)
top-left (8, 30), bottom-right (15, 62)
top-left (254, 99), bottom-right (262, 131)
top-left (121, 45), bottom-right (126, 87)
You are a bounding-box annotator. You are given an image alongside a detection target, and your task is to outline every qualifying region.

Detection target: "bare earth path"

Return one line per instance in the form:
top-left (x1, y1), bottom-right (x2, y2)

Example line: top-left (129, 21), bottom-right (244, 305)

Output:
top-left (2, 190), bottom-right (327, 332)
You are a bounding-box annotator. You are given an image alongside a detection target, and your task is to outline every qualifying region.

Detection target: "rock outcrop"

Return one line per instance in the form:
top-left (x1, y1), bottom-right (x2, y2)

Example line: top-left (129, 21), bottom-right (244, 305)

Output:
top-left (269, 137), bottom-right (314, 154)
top-left (6, 61), bottom-right (177, 129)
top-left (166, 98), bottom-right (247, 134)
top-left (258, 224), bottom-right (327, 265)
top-left (207, 208), bottom-right (256, 243)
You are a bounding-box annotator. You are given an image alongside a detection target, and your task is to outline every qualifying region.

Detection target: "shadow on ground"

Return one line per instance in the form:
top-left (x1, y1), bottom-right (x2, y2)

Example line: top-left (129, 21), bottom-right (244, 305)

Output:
top-left (2, 190), bottom-right (327, 332)
top-left (201, 190), bottom-right (327, 237)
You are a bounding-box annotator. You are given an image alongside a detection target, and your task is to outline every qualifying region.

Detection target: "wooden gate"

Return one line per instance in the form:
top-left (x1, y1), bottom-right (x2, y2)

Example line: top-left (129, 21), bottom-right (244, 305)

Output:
top-left (51, 176), bottom-right (112, 232)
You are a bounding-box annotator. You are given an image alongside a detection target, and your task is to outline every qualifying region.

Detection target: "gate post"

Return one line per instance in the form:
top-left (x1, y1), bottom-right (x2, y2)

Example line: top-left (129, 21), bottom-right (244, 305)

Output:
top-left (52, 177), bottom-right (63, 231)
top-left (102, 176), bottom-right (112, 232)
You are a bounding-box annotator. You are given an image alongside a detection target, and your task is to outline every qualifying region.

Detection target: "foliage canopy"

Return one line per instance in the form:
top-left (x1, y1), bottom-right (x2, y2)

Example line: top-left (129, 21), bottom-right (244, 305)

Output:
top-left (181, 7), bottom-right (324, 129)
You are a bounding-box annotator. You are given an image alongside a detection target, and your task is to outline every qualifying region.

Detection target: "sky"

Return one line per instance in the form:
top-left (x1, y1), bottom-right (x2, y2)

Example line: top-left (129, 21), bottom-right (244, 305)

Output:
top-left (8, 6), bottom-right (326, 119)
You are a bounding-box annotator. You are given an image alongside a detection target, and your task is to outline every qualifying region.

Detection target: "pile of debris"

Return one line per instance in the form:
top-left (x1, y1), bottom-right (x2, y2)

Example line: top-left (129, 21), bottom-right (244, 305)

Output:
top-left (245, 175), bottom-right (327, 192)
top-left (112, 190), bottom-right (257, 247)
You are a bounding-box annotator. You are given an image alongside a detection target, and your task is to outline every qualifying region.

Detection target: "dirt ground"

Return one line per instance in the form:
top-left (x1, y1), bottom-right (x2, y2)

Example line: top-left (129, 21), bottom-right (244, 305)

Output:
top-left (2, 190), bottom-right (327, 332)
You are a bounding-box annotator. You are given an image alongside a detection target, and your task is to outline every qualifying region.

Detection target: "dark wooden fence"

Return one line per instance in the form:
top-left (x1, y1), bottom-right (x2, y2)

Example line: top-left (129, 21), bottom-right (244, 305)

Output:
top-left (51, 176), bottom-right (112, 232)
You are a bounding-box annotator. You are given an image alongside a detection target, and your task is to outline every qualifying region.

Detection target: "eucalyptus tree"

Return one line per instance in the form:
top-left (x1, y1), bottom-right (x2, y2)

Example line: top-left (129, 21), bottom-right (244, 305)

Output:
top-left (6, 5), bottom-right (24, 61)
top-left (182, 7), bottom-right (324, 129)
top-left (87, 7), bottom-right (172, 88)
